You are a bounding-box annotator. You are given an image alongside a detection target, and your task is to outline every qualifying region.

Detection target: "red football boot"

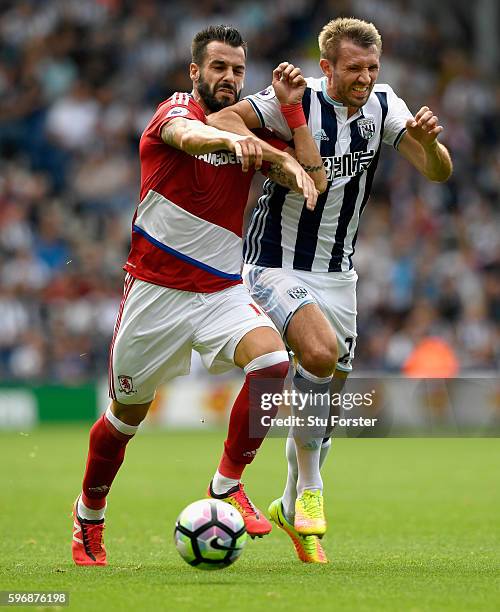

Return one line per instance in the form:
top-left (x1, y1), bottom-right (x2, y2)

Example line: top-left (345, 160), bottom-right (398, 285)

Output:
top-left (208, 481), bottom-right (272, 538)
top-left (72, 499), bottom-right (107, 566)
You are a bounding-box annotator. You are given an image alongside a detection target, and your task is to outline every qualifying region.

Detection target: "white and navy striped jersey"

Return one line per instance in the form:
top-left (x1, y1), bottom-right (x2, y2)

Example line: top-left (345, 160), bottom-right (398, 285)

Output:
top-left (243, 77), bottom-right (413, 272)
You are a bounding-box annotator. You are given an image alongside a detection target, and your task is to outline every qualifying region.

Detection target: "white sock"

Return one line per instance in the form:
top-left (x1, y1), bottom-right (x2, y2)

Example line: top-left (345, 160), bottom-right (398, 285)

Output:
top-left (282, 437), bottom-right (333, 521)
top-left (282, 437), bottom-right (298, 522)
top-left (295, 438), bottom-right (323, 496)
top-left (211, 470), bottom-right (239, 495)
top-left (77, 495), bottom-right (106, 521)
top-left (292, 366), bottom-right (331, 497)
top-left (105, 407), bottom-right (139, 435)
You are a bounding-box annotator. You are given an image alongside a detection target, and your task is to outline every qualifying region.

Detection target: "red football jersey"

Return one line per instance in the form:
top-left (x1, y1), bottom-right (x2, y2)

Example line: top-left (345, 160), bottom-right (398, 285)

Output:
top-left (124, 92), bottom-right (286, 293)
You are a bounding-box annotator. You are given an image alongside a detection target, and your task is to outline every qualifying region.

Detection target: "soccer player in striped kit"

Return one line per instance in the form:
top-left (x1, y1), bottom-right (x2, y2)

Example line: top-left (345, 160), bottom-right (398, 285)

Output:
top-left (209, 17), bottom-right (452, 563)
top-left (71, 25), bottom-right (321, 566)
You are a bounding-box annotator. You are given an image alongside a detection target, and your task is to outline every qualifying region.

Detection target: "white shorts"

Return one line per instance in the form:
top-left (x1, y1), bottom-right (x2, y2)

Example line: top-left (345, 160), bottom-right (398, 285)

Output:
top-left (242, 264), bottom-right (357, 372)
top-left (109, 274), bottom-right (277, 404)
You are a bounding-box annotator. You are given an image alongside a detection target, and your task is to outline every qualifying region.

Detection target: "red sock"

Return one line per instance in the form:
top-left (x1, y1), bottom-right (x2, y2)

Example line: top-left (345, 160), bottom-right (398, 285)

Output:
top-left (219, 360), bottom-right (288, 479)
top-left (81, 414), bottom-right (134, 509)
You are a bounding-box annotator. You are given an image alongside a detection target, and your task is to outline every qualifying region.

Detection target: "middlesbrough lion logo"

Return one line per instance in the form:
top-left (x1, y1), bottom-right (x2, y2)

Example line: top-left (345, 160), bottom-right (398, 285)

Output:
top-left (118, 375), bottom-right (136, 395)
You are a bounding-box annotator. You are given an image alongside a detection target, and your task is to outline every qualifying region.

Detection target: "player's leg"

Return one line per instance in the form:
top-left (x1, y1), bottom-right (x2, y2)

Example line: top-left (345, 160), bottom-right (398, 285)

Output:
top-left (286, 370), bottom-right (348, 519)
top-left (194, 287), bottom-right (289, 537)
top-left (282, 370), bottom-right (348, 525)
top-left (211, 326), bottom-right (289, 537)
top-left (281, 266), bottom-right (357, 544)
top-left (283, 303), bottom-right (337, 536)
top-left (243, 266), bottom-right (359, 559)
top-left (76, 399), bottom-right (150, 520)
top-left (73, 277), bottom-right (192, 565)
top-left (72, 397), bottom-right (152, 566)
top-left (216, 325), bottom-right (289, 484)
top-left (284, 263), bottom-right (358, 530)
top-left (267, 351), bottom-right (347, 563)
top-left (240, 266), bottom-right (333, 557)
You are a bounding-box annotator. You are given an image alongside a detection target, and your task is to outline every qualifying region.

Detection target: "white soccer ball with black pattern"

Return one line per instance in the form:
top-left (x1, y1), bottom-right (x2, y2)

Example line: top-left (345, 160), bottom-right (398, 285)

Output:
top-left (174, 499), bottom-right (247, 570)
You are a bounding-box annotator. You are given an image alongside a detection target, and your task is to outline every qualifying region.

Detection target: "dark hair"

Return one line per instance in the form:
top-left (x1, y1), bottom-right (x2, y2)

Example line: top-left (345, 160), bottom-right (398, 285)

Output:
top-left (191, 25), bottom-right (247, 66)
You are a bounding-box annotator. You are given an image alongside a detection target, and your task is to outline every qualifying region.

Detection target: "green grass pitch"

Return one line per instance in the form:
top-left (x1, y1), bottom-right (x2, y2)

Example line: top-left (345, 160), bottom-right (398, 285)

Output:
top-left (1, 427), bottom-right (499, 611)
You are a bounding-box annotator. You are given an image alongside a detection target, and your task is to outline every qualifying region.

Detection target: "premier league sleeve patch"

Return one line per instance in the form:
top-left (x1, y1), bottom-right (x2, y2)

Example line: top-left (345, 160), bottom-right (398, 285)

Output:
top-left (165, 107), bottom-right (190, 118)
top-left (254, 86), bottom-right (276, 101)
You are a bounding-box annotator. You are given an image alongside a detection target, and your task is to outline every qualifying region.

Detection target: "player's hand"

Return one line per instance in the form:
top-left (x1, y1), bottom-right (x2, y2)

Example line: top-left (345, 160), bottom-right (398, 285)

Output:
top-left (406, 106), bottom-right (443, 149)
top-left (272, 62), bottom-right (306, 105)
top-left (283, 155), bottom-right (318, 211)
top-left (231, 135), bottom-right (263, 172)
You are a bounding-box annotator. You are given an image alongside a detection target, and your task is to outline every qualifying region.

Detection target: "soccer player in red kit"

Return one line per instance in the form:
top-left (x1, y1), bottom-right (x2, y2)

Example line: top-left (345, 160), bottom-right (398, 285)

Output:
top-left (71, 25), bottom-right (321, 565)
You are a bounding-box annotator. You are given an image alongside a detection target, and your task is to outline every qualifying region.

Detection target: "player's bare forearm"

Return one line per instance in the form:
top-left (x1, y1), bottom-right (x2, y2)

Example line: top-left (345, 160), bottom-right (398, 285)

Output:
top-left (208, 104), bottom-right (286, 166)
top-left (162, 115), bottom-right (299, 174)
top-left (399, 137), bottom-right (452, 183)
top-left (422, 141), bottom-right (453, 182)
top-left (161, 118), bottom-right (236, 155)
top-left (292, 125), bottom-right (327, 193)
top-left (265, 154), bottom-right (319, 211)
top-left (267, 162), bottom-right (297, 191)
top-left (207, 107), bottom-right (256, 138)
top-left (399, 106), bottom-right (452, 182)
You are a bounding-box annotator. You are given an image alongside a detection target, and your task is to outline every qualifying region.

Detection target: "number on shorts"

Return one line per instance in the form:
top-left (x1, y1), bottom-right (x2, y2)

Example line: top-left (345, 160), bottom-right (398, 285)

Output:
top-left (338, 337), bottom-right (354, 365)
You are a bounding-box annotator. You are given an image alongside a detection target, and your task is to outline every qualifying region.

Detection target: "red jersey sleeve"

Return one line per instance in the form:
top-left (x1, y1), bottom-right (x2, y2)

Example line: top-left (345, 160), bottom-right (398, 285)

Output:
top-left (148, 93), bottom-right (206, 138)
top-left (139, 94), bottom-right (206, 201)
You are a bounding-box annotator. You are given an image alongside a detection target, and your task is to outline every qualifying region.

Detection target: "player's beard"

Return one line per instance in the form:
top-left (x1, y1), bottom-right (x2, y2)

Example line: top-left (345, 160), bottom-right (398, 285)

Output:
top-left (197, 76), bottom-right (241, 112)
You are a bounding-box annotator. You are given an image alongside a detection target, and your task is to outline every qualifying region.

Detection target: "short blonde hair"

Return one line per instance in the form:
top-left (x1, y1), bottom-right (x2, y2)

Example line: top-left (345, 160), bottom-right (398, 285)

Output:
top-left (318, 17), bottom-right (382, 62)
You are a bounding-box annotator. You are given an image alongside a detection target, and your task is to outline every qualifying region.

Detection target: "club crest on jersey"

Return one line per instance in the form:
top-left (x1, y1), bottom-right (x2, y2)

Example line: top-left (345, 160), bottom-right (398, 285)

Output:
top-left (357, 117), bottom-right (376, 140)
top-left (287, 286), bottom-right (308, 300)
top-left (118, 375), bottom-right (136, 395)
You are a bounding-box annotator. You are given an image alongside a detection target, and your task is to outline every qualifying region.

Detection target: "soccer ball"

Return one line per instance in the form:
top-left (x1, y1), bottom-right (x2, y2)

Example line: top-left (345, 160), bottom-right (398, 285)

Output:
top-left (174, 499), bottom-right (247, 570)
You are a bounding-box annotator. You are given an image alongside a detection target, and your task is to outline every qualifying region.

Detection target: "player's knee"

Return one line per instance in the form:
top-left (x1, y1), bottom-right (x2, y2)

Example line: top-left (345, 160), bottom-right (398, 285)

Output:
top-left (246, 351), bottom-right (289, 420)
top-left (111, 399), bottom-right (152, 426)
top-left (234, 326), bottom-right (285, 368)
top-left (245, 350), bottom-right (289, 380)
top-left (300, 342), bottom-right (338, 378)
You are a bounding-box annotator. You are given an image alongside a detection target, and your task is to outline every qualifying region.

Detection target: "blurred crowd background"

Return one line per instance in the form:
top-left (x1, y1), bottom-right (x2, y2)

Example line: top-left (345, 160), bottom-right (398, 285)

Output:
top-left (0, 0), bottom-right (498, 383)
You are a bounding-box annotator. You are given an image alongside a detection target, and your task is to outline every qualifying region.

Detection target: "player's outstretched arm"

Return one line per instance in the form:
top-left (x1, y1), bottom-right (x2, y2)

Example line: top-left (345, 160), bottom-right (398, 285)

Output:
top-left (206, 100), bottom-right (261, 135)
top-left (205, 105), bottom-right (318, 209)
top-left (272, 62), bottom-right (327, 194)
top-left (205, 106), bottom-right (320, 209)
top-left (161, 117), bottom-right (262, 172)
top-left (207, 70), bottom-right (327, 195)
top-left (162, 115), bottom-right (297, 175)
top-left (205, 101), bottom-right (300, 173)
top-left (397, 106), bottom-right (452, 182)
